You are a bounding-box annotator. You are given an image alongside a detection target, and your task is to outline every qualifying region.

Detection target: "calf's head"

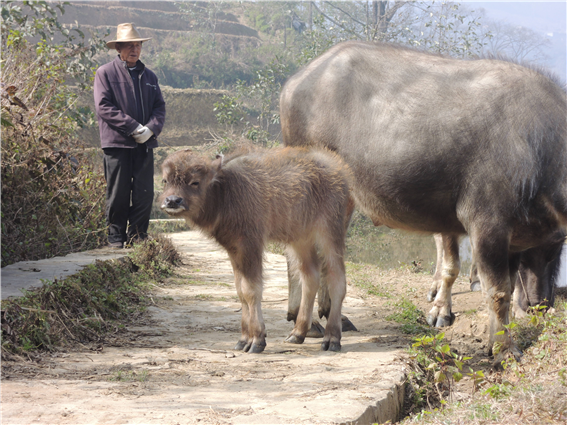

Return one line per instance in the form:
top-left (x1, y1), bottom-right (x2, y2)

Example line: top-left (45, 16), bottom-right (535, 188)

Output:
top-left (159, 150), bottom-right (223, 221)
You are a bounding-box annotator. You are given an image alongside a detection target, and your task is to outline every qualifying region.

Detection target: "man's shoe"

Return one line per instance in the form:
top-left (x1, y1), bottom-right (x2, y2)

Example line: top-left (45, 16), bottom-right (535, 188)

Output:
top-left (107, 241), bottom-right (124, 249)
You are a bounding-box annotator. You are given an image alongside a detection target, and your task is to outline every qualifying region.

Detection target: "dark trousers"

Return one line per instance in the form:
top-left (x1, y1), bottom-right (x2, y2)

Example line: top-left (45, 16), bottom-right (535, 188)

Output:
top-left (103, 146), bottom-right (154, 244)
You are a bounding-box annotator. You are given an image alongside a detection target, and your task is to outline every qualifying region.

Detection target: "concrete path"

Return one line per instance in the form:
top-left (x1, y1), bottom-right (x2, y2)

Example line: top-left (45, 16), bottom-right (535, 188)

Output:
top-left (1, 248), bottom-right (126, 300)
top-left (1, 231), bottom-right (406, 424)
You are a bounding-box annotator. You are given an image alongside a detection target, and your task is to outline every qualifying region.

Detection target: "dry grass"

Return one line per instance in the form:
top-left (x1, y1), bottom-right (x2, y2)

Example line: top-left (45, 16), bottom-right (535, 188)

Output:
top-left (1, 234), bottom-right (181, 358)
top-left (400, 293), bottom-right (567, 424)
top-left (343, 258), bottom-right (567, 424)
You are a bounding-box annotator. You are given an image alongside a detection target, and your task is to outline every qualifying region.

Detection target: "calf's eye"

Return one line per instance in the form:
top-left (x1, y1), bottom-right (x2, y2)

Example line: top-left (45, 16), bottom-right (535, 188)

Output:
top-left (191, 181), bottom-right (199, 187)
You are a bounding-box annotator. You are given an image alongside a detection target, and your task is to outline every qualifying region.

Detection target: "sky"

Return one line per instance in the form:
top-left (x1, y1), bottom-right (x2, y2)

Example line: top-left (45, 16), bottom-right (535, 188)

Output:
top-left (474, 1), bottom-right (566, 34)
top-left (470, 1), bottom-right (567, 81)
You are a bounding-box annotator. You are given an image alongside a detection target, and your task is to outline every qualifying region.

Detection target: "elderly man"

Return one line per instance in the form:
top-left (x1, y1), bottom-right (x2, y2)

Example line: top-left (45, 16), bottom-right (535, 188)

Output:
top-left (94, 23), bottom-right (166, 249)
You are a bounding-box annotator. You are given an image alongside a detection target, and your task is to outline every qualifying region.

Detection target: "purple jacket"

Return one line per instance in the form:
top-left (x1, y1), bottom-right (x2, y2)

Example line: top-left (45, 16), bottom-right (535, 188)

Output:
top-left (94, 56), bottom-right (166, 149)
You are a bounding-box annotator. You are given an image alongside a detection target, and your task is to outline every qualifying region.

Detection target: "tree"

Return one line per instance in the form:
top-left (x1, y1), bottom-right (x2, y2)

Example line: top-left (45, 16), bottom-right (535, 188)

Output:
top-left (1, 1), bottom-right (108, 265)
top-left (288, 1), bottom-right (487, 59)
top-left (482, 20), bottom-right (551, 64)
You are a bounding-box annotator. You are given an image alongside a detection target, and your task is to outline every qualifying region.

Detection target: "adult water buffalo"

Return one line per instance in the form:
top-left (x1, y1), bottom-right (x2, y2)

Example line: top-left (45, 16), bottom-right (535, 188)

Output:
top-left (280, 41), bottom-right (567, 367)
top-left (429, 231), bottom-right (565, 320)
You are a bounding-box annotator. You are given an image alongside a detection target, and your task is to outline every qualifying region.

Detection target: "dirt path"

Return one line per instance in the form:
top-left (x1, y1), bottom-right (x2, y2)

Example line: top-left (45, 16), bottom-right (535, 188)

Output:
top-left (3, 231), bottom-right (438, 425)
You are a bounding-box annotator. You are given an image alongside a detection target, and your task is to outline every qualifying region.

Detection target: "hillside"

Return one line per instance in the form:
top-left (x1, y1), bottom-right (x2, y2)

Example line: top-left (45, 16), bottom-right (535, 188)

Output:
top-left (66, 1), bottom-right (263, 88)
top-left (67, 1), bottom-right (268, 147)
top-left (77, 86), bottom-right (233, 147)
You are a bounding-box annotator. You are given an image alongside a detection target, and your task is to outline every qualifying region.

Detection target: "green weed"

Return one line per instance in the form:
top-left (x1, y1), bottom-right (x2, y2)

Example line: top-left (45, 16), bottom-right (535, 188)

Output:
top-left (110, 369), bottom-right (149, 382)
top-left (385, 299), bottom-right (431, 335)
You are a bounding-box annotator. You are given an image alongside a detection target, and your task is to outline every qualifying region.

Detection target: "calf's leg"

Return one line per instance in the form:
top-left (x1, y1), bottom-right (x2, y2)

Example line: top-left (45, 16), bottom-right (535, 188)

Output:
top-left (233, 270), bottom-right (252, 350)
top-left (319, 252), bottom-right (347, 351)
top-left (229, 251), bottom-right (267, 353)
top-left (286, 255), bottom-right (326, 337)
top-left (285, 244), bottom-right (320, 344)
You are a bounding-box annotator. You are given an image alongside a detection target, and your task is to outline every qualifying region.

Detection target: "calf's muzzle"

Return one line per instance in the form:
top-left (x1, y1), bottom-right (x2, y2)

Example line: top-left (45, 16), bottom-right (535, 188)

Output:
top-left (161, 195), bottom-right (185, 211)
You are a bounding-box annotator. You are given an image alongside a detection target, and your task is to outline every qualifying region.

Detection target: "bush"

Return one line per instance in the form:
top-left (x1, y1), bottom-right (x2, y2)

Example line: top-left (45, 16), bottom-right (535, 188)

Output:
top-left (1, 1), bottom-right (108, 266)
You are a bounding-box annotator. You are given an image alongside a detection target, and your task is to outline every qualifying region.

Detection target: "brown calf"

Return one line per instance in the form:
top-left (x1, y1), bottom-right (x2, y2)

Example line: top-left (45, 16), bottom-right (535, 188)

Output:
top-left (159, 147), bottom-right (354, 353)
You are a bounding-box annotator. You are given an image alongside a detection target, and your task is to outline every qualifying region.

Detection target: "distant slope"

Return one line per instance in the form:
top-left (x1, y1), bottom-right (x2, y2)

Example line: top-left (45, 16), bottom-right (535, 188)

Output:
top-left (69, 1), bottom-right (259, 147)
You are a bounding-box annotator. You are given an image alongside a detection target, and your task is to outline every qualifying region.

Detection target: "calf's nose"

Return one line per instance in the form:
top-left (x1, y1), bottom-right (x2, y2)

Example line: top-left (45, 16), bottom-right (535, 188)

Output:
top-left (162, 195), bottom-right (183, 209)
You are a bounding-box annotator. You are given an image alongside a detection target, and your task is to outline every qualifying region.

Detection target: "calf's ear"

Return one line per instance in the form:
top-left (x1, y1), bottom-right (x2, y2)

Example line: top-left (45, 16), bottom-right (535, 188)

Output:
top-left (212, 153), bottom-right (224, 172)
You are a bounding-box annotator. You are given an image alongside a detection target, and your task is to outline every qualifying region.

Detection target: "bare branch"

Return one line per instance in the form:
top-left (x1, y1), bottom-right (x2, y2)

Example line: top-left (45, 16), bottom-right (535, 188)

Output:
top-left (324, 1), bottom-right (366, 27)
top-left (311, 1), bottom-right (363, 40)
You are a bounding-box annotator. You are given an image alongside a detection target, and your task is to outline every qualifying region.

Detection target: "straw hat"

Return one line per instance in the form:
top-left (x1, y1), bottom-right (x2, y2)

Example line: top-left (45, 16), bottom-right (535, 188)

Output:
top-left (106, 23), bottom-right (151, 49)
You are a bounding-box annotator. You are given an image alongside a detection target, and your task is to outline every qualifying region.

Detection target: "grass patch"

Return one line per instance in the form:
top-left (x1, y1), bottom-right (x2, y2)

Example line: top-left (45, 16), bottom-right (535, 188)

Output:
top-left (346, 262), bottom-right (392, 298)
top-left (193, 294), bottom-right (230, 302)
top-left (401, 296), bottom-right (567, 424)
top-left (266, 242), bottom-right (286, 256)
top-left (385, 299), bottom-right (432, 335)
top-left (109, 369), bottom-right (150, 382)
top-left (148, 219), bottom-right (190, 234)
top-left (1, 234), bottom-right (181, 358)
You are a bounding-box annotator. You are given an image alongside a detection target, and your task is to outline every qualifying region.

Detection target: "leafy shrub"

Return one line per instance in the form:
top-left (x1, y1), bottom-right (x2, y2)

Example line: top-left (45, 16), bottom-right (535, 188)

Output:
top-left (1, 1), bottom-right (108, 266)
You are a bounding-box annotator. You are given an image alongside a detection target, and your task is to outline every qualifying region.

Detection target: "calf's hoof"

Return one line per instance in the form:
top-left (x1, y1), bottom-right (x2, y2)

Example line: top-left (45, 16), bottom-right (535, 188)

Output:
top-left (234, 340), bottom-right (247, 351)
top-left (306, 320), bottom-right (325, 338)
top-left (321, 340), bottom-right (341, 352)
top-left (285, 334), bottom-right (305, 344)
top-left (341, 315), bottom-right (358, 332)
top-left (248, 342), bottom-right (266, 354)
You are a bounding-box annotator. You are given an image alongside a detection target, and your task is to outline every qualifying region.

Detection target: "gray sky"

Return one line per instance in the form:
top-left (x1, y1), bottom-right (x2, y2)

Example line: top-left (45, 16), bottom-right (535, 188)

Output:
top-left (470, 1), bottom-right (566, 81)
top-left (473, 1), bottom-right (566, 34)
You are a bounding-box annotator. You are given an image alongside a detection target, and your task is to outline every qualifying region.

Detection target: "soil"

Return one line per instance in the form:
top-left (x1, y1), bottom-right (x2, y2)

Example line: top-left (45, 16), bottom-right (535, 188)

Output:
top-left (1, 231), bottom-right (493, 425)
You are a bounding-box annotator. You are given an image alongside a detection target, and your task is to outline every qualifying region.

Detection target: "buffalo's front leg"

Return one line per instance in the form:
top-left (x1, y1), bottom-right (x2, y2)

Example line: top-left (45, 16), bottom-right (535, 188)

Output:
top-left (427, 234), bottom-right (459, 327)
top-left (428, 233), bottom-right (445, 302)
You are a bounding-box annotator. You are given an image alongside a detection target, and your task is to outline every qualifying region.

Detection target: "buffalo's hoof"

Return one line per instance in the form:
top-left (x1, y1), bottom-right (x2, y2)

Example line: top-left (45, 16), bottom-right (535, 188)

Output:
top-left (426, 313), bottom-right (455, 327)
top-left (306, 320), bottom-right (325, 338)
top-left (234, 340), bottom-right (247, 351)
top-left (427, 290), bottom-right (437, 303)
top-left (285, 334), bottom-right (305, 344)
top-left (321, 340), bottom-right (341, 352)
top-left (470, 281), bottom-right (481, 292)
top-left (341, 316), bottom-right (358, 332)
top-left (436, 313), bottom-right (455, 327)
top-left (492, 346), bottom-right (522, 370)
top-left (249, 343), bottom-right (266, 354)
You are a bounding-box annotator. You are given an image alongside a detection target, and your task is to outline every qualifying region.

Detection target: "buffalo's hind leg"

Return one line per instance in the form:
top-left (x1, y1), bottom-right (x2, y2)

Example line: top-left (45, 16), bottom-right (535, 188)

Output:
top-left (285, 243), bottom-right (320, 345)
top-left (427, 234), bottom-right (459, 327)
top-left (471, 226), bottom-right (522, 369)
